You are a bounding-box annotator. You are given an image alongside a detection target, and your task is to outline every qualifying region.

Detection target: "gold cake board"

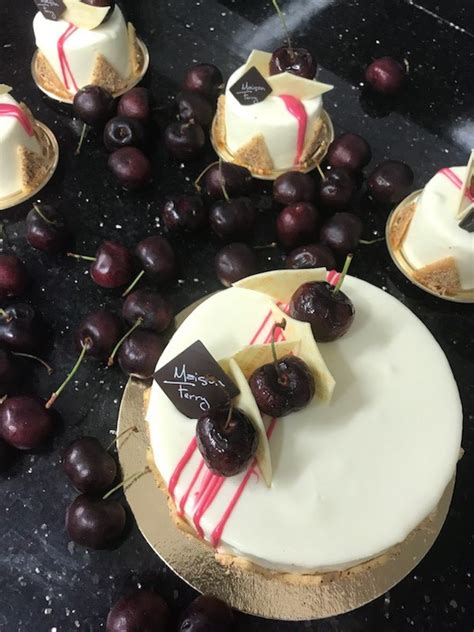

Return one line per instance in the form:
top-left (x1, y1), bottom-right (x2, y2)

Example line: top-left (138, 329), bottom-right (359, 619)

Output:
top-left (116, 298), bottom-right (455, 621)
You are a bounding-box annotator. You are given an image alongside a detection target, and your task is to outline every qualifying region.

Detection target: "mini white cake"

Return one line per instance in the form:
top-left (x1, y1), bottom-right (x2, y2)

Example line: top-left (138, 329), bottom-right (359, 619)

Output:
top-left (216, 50), bottom-right (332, 175)
top-left (147, 274), bottom-right (462, 574)
top-left (401, 167), bottom-right (474, 293)
top-left (33, 6), bottom-right (140, 98)
top-left (0, 89), bottom-right (44, 200)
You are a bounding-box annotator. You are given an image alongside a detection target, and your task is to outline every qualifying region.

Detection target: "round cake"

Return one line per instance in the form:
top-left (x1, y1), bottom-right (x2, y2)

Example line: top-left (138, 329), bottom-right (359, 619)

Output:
top-left (399, 167), bottom-right (474, 294)
top-left (33, 5), bottom-right (142, 98)
top-left (147, 271), bottom-right (462, 574)
top-left (215, 50), bottom-right (332, 175)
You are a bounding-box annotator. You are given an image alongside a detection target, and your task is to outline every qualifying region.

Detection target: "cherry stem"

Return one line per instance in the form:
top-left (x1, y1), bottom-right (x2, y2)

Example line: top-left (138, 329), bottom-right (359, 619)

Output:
top-left (33, 203), bottom-right (55, 226)
top-left (107, 317), bottom-right (144, 367)
top-left (272, 0), bottom-right (294, 59)
top-left (194, 160), bottom-right (219, 193)
top-left (333, 253), bottom-right (353, 295)
top-left (12, 352), bottom-right (53, 375)
top-left (121, 269), bottom-right (145, 298)
top-left (360, 237), bottom-right (385, 245)
top-left (254, 242), bottom-right (277, 250)
top-left (102, 466), bottom-right (151, 500)
top-left (0, 308), bottom-right (12, 322)
top-left (75, 123), bottom-right (89, 156)
top-left (45, 339), bottom-right (91, 409)
top-left (271, 319), bottom-right (287, 379)
top-left (67, 252), bottom-right (96, 262)
top-left (316, 162), bottom-right (326, 181)
top-left (106, 425), bottom-right (138, 452)
top-left (218, 159), bottom-right (230, 202)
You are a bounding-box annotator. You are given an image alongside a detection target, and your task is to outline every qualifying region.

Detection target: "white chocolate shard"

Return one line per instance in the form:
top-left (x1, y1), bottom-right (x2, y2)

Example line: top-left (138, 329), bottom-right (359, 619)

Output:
top-left (268, 72), bottom-right (333, 99)
top-left (62, 0), bottom-right (110, 30)
top-left (234, 268), bottom-right (327, 304)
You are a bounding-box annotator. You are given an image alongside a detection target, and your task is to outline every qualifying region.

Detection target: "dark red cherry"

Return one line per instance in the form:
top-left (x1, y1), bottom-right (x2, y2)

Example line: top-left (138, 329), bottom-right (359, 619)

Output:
top-left (273, 171), bottom-right (316, 205)
top-left (0, 254), bottom-right (28, 300)
top-left (118, 330), bottom-right (165, 379)
top-left (0, 396), bottom-right (54, 450)
top-left (276, 202), bottom-right (319, 249)
top-left (209, 198), bottom-right (256, 241)
top-left (196, 405), bottom-right (257, 477)
top-left (73, 85), bottom-right (115, 127)
top-left (319, 213), bottom-right (362, 257)
top-left (327, 133), bottom-right (372, 172)
top-left (107, 590), bottom-right (171, 632)
top-left (26, 204), bottom-right (71, 254)
top-left (0, 348), bottom-right (18, 394)
top-left (162, 195), bottom-right (208, 232)
top-left (178, 595), bottom-right (235, 632)
top-left (122, 290), bottom-right (173, 333)
top-left (108, 147), bottom-right (152, 190)
top-left (365, 57), bottom-right (406, 95)
top-left (103, 116), bottom-right (146, 152)
top-left (182, 63), bottom-right (223, 101)
top-left (117, 87), bottom-right (151, 122)
top-left (269, 46), bottom-right (317, 79)
top-left (66, 495), bottom-right (126, 549)
top-left (0, 304), bottom-right (38, 353)
top-left (204, 162), bottom-right (253, 200)
top-left (135, 235), bottom-right (177, 285)
top-left (215, 243), bottom-right (258, 287)
top-left (290, 280), bottom-right (354, 342)
top-left (176, 90), bottom-right (214, 128)
top-left (62, 437), bottom-right (117, 494)
top-left (75, 310), bottom-right (122, 361)
top-left (164, 121), bottom-right (206, 161)
top-left (89, 241), bottom-right (134, 289)
top-left (318, 168), bottom-right (356, 210)
top-left (286, 243), bottom-right (336, 270)
top-left (0, 437), bottom-right (15, 472)
top-left (367, 160), bottom-right (414, 204)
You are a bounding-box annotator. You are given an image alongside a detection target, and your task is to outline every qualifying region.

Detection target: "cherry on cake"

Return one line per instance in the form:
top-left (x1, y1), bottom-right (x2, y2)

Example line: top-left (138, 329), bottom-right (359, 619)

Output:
top-left (146, 269), bottom-right (462, 575)
top-left (32, 0), bottom-right (144, 99)
top-left (214, 50), bottom-right (333, 176)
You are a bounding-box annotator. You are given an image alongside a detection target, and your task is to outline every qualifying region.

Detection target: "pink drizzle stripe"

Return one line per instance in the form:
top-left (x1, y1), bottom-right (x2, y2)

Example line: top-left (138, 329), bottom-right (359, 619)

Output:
top-left (279, 94), bottom-right (308, 165)
top-left (178, 460), bottom-right (204, 517)
top-left (57, 24), bottom-right (79, 92)
top-left (440, 168), bottom-right (474, 203)
top-left (0, 104), bottom-right (34, 136)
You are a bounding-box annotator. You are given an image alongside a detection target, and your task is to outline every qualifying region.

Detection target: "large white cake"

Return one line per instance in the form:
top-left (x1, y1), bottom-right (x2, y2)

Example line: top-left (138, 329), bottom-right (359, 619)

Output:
top-left (147, 272), bottom-right (462, 574)
top-left (400, 166), bottom-right (474, 293)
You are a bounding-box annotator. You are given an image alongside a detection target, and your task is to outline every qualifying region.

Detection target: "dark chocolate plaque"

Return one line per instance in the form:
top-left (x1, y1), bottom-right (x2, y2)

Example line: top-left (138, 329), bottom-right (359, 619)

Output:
top-left (34, 0), bottom-right (66, 20)
top-left (230, 66), bottom-right (272, 106)
top-left (154, 340), bottom-right (239, 418)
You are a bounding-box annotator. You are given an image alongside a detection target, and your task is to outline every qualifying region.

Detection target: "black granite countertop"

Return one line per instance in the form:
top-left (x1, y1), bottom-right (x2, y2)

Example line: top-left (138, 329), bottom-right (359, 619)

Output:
top-left (1, 0), bottom-right (473, 630)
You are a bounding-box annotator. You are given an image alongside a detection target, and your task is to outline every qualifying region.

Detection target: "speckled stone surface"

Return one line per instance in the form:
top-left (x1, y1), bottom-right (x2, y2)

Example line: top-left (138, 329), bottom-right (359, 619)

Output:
top-left (0, 0), bottom-right (473, 630)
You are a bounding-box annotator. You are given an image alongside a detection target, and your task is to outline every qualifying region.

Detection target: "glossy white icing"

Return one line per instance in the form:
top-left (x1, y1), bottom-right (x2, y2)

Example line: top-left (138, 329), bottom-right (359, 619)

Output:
top-left (147, 279), bottom-right (462, 573)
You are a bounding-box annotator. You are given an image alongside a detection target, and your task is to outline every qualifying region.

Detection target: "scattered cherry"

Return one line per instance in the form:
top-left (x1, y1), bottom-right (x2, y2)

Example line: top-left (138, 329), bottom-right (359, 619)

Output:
top-left (365, 57), bottom-right (406, 95)
top-left (209, 198), bottom-right (256, 241)
top-left (108, 147), bottom-right (152, 190)
top-left (201, 162), bottom-right (253, 200)
top-left (103, 116), bottom-right (146, 152)
top-left (367, 160), bottom-right (414, 204)
top-left (73, 85), bottom-right (115, 127)
top-left (69, 241), bottom-right (134, 289)
top-left (176, 90), bottom-right (214, 128)
top-left (66, 494), bottom-right (126, 549)
top-left (118, 330), bottom-right (165, 379)
top-left (318, 168), bottom-right (356, 210)
top-left (0, 304), bottom-right (38, 353)
top-left (0, 396), bottom-right (54, 450)
top-left (164, 121), bottom-right (205, 160)
top-left (286, 243), bottom-right (336, 270)
top-left (130, 235), bottom-right (177, 289)
top-left (327, 133), bottom-right (372, 172)
top-left (276, 202), bottom-right (319, 249)
top-left (62, 437), bottom-right (117, 494)
top-left (273, 171), bottom-right (316, 205)
top-left (182, 63), bottom-right (223, 101)
top-left (270, 46), bottom-right (316, 79)
top-left (162, 195), bottom-right (208, 232)
top-left (289, 254), bottom-right (355, 341)
top-left (178, 594), bottom-right (235, 632)
top-left (26, 204), bottom-right (71, 254)
top-left (319, 212), bottom-right (362, 258)
top-left (196, 405), bottom-right (257, 477)
top-left (0, 254), bottom-right (28, 300)
top-left (117, 87), bottom-right (151, 123)
top-left (107, 589), bottom-right (171, 632)
top-left (215, 243), bottom-right (258, 287)
top-left (122, 290), bottom-right (173, 333)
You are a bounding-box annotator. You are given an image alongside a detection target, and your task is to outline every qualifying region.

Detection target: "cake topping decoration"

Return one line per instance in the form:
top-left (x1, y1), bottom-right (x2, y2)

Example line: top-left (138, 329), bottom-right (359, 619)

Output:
top-left (154, 340), bottom-right (239, 418)
top-left (0, 85), bottom-right (12, 95)
top-left (456, 150), bottom-right (474, 222)
top-left (229, 67), bottom-right (272, 106)
top-left (62, 0), bottom-right (110, 30)
top-left (33, 0), bottom-right (66, 21)
top-left (459, 209), bottom-right (474, 233)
